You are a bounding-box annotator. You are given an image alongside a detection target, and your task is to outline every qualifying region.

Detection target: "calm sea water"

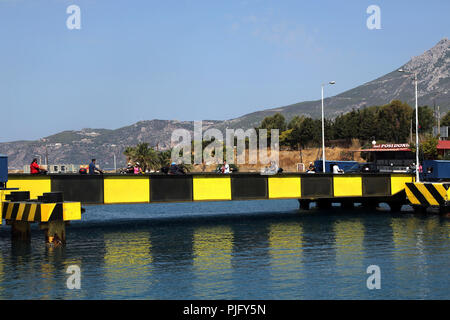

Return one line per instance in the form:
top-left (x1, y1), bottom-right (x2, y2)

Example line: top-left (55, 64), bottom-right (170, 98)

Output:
top-left (0, 200), bottom-right (448, 300)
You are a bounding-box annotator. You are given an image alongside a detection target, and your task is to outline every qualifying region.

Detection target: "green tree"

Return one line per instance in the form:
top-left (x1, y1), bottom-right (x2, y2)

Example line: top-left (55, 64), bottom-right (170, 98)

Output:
top-left (420, 135), bottom-right (439, 160)
top-left (358, 106), bottom-right (379, 142)
top-left (123, 146), bottom-right (136, 162)
top-left (123, 143), bottom-right (160, 171)
top-left (158, 149), bottom-right (172, 167)
top-left (279, 128), bottom-right (294, 147)
top-left (259, 113), bottom-right (287, 132)
top-left (376, 100), bottom-right (413, 143)
top-left (441, 110), bottom-right (450, 126)
top-left (333, 110), bottom-right (360, 140)
top-left (297, 117), bottom-right (320, 147)
top-left (283, 115), bottom-right (306, 149)
top-left (413, 106), bottom-right (434, 134)
top-left (287, 115), bottom-right (305, 130)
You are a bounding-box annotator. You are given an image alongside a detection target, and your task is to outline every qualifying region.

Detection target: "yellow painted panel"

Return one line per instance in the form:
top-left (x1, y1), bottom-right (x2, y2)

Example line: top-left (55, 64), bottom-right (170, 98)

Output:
top-left (6, 176), bottom-right (51, 199)
top-left (268, 176), bottom-right (301, 199)
top-left (5, 203), bottom-right (14, 220)
top-left (40, 203), bottom-right (56, 222)
top-left (15, 203), bottom-right (26, 220)
top-left (193, 176), bottom-right (231, 201)
top-left (391, 175), bottom-right (414, 195)
top-left (405, 186), bottom-right (421, 205)
top-left (0, 189), bottom-right (3, 225)
top-left (433, 184), bottom-right (448, 200)
top-left (415, 183), bottom-right (439, 206)
top-left (333, 176), bottom-right (362, 197)
top-left (63, 202), bottom-right (82, 221)
top-left (27, 204), bottom-right (37, 222)
top-left (103, 176), bottom-right (150, 204)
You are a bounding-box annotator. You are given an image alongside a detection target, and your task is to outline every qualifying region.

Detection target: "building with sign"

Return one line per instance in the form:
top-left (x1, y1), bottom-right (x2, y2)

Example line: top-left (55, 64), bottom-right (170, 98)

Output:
top-left (437, 140), bottom-right (450, 157)
top-left (357, 143), bottom-right (415, 173)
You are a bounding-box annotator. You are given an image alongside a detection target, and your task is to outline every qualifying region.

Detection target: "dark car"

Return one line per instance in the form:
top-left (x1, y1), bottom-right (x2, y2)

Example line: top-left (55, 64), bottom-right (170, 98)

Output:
top-left (346, 162), bottom-right (379, 173)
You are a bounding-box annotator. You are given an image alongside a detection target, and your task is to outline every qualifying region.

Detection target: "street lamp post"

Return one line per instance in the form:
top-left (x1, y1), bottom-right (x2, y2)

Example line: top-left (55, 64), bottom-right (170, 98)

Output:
top-left (321, 81), bottom-right (336, 172)
top-left (398, 69), bottom-right (419, 182)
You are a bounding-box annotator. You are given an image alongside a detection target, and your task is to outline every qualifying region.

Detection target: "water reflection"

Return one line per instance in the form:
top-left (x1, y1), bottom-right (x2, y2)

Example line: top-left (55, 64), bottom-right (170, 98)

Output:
top-left (193, 226), bottom-right (233, 299)
top-left (0, 201), bottom-right (448, 299)
top-left (390, 216), bottom-right (449, 299)
top-left (334, 219), bottom-right (365, 297)
top-left (269, 222), bottom-right (304, 298)
top-left (0, 250), bottom-right (3, 299)
top-left (103, 232), bottom-right (152, 299)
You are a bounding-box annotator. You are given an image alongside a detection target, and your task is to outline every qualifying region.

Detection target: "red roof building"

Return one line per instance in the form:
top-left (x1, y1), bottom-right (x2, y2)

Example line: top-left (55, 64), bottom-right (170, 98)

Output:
top-left (437, 140), bottom-right (450, 156)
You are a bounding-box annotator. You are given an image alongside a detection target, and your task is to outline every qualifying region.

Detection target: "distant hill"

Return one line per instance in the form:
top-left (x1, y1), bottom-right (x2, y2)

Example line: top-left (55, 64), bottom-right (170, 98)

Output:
top-left (216, 38), bottom-right (450, 131)
top-left (1, 38), bottom-right (449, 169)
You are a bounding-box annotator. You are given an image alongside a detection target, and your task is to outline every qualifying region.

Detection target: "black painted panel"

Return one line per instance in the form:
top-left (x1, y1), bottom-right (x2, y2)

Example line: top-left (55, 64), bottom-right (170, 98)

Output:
top-left (51, 175), bottom-right (104, 204)
top-left (362, 175), bottom-right (391, 196)
top-left (301, 176), bottom-right (333, 198)
top-left (231, 175), bottom-right (268, 200)
top-left (150, 175), bottom-right (193, 202)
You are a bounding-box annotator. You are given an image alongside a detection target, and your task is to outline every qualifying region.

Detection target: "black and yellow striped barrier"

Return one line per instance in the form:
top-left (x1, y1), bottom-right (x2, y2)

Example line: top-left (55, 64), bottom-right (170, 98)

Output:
top-left (405, 182), bottom-right (450, 208)
top-left (1, 201), bottom-right (81, 223)
top-left (5, 173), bottom-right (414, 205)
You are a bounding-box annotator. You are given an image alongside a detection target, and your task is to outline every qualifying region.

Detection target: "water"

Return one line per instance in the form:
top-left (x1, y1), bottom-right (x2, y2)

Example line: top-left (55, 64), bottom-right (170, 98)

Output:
top-left (0, 200), bottom-right (448, 300)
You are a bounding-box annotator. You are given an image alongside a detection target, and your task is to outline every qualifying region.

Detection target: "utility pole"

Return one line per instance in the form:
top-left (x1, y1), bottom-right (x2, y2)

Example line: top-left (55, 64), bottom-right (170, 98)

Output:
top-left (438, 105), bottom-right (441, 139)
top-left (45, 145), bottom-right (49, 166)
top-left (321, 81), bottom-right (336, 172)
top-left (410, 118), bottom-right (413, 144)
top-left (398, 69), bottom-right (419, 182)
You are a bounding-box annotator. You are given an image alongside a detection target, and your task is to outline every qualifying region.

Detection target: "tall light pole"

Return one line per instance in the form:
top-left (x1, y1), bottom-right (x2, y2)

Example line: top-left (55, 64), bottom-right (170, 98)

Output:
top-left (398, 69), bottom-right (419, 182)
top-left (321, 81), bottom-right (336, 172)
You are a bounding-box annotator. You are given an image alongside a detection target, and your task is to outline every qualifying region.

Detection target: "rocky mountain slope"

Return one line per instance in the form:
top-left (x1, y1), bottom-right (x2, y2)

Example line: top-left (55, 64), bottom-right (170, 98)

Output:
top-left (216, 38), bottom-right (450, 131)
top-left (1, 38), bottom-right (448, 170)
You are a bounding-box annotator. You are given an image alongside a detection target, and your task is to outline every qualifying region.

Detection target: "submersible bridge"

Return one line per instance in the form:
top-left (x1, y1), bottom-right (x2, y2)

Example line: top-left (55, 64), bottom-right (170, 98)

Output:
top-left (2, 154), bottom-right (449, 245)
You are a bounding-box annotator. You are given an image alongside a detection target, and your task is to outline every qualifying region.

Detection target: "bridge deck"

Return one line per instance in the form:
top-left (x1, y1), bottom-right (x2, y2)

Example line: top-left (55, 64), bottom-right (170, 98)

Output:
top-left (3, 173), bottom-right (414, 205)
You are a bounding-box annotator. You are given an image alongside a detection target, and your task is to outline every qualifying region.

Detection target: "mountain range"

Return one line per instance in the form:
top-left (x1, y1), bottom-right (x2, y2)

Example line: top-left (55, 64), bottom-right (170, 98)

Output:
top-left (1, 38), bottom-right (449, 170)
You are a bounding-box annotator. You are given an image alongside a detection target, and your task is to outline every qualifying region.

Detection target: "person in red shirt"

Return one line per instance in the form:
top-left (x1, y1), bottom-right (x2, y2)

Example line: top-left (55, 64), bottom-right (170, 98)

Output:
top-left (30, 158), bottom-right (46, 174)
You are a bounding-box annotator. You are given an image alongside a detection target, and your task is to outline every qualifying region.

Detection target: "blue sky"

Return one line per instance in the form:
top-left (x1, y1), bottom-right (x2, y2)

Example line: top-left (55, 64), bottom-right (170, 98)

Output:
top-left (0, 0), bottom-right (448, 142)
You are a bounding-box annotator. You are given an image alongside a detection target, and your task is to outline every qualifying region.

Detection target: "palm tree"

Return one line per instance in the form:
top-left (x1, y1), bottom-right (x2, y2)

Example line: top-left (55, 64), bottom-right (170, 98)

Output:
top-left (123, 146), bottom-right (136, 163)
top-left (134, 143), bottom-right (159, 171)
top-left (158, 150), bottom-right (172, 168)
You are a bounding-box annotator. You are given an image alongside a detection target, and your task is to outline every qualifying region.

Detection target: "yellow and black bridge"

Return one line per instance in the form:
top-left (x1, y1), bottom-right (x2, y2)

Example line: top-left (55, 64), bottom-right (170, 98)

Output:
top-left (0, 172), bottom-right (422, 245)
top-left (3, 172), bottom-right (414, 206)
